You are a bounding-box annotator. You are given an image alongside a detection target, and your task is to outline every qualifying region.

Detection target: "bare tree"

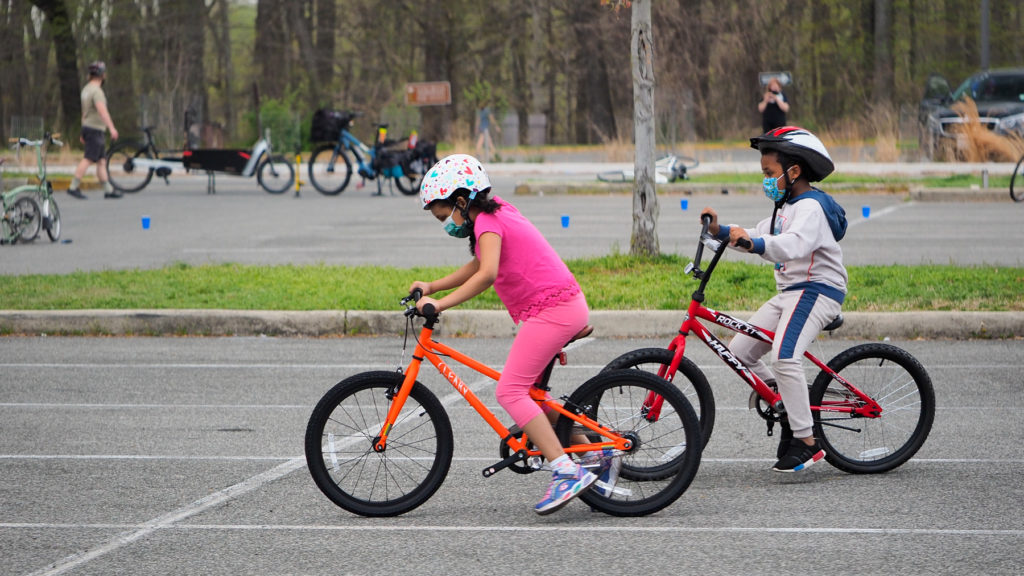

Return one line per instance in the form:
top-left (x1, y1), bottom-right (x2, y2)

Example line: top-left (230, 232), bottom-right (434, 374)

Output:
top-left (629, 0), bottom-right (658, 257)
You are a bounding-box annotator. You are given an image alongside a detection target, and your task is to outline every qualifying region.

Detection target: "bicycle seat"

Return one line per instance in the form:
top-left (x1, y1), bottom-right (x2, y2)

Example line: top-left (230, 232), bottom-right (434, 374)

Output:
top-left (567, 325), bottom-right (594, 343)
top-left (823, 314), bottom-right (844, 331)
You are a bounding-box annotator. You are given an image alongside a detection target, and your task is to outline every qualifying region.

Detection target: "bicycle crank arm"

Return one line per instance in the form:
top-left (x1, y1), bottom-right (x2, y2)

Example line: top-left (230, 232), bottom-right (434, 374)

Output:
top-left (482, 451), bottom-right (527, 478)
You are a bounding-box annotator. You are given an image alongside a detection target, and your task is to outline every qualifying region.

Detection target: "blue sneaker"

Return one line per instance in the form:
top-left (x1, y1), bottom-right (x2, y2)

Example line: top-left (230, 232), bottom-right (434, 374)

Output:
top-left (534, 464), bottom-right (597, 515)
top-left (593, 448), bottom-right (622, 497)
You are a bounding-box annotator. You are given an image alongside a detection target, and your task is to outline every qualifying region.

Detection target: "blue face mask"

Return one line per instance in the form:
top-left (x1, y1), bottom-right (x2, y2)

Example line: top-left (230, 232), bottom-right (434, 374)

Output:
top-left (762, 173), bottom-right (787, 202)
top-left (442, 211), bottom-right (471, 238)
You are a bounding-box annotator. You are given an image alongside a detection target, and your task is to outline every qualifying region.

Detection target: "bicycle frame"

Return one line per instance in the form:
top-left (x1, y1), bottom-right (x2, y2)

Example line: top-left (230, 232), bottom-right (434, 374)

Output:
top-left (648, 230), bottom-right (882, 421)
top-left (373, 314), bottom-right (632, 473)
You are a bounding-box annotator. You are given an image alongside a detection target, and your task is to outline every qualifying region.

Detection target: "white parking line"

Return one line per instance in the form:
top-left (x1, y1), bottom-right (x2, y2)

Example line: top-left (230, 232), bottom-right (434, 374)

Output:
top-left (4, 522), bottom-right (1021, 538)
top-left (846, 201), bottom-right (913, 227)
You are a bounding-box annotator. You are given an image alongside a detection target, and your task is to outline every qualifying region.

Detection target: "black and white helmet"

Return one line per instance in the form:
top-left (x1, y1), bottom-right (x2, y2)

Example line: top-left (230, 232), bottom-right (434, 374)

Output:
top-left (750, 126), bottom-right (834, 182)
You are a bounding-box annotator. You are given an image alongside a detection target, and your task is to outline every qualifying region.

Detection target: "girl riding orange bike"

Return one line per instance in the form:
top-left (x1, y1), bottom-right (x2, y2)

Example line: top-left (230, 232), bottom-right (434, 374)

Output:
top-left (701, 126), bottom-right (847, 473)
top-left (410, 154), bottom-right (617, 514)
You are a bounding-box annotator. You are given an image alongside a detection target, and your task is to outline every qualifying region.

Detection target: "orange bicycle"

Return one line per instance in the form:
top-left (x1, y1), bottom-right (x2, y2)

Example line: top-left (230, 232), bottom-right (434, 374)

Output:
top-left (304, 291), bottom-right (702, 517)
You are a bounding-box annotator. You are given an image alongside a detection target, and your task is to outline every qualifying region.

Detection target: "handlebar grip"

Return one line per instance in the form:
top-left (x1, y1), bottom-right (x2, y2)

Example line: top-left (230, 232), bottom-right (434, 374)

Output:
top-left (410, 288), bottom-right (423, 301)
top-left (421, 303), bottom-right (437, 316)
top-left (735, 238), bottom-right (752, 250)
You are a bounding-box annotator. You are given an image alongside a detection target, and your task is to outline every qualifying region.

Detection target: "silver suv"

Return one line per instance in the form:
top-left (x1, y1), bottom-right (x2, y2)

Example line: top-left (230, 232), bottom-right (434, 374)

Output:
top-left (919, 68), bottom-right (1024, 160)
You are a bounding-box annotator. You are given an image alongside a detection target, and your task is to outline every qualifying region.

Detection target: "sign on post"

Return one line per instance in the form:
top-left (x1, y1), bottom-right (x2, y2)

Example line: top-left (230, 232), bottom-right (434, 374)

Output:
top-left (758, 71), bottom-right (792, 87)
top-left (405, 82), bottom-right (452, 106)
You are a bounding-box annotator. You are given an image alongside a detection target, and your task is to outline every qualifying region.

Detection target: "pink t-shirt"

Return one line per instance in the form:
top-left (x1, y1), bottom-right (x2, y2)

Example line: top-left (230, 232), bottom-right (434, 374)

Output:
top-left (473, 196), bottom-right (581, 323)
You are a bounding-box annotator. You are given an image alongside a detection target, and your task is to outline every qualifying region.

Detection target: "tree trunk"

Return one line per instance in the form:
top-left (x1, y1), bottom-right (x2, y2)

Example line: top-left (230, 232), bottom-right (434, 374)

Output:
top-left (30, 0), bottom-right (80, 135)
top-left (107, 0), bottom-right (139, 134)
top-left (314, 0), bottom-right (336, 105)
top-left (630, 0), bottom-right (659, 257)
top-left (873, 0), bottom-right (893, 106)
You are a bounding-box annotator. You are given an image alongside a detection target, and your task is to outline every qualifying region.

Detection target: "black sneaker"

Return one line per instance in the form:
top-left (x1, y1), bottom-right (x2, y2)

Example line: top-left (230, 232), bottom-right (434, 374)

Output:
top-left (772, 439), bottom-right (824, 473)
top-left (104, 191), bottom-right (123, 199)
top-left (67, 188), bottom-right (86, 199)
top-left (776, 419), bottom-right (793, 459)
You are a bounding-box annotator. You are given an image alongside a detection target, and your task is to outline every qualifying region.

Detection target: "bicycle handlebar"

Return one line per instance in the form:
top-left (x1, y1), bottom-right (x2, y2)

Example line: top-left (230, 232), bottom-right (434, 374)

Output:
top-left (401, 288), bottom-right (438, 319)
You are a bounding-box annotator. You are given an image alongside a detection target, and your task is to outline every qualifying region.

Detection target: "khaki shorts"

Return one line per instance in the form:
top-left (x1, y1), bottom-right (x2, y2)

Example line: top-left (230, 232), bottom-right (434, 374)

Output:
top-left (81, 127), bottom-right (106, 162)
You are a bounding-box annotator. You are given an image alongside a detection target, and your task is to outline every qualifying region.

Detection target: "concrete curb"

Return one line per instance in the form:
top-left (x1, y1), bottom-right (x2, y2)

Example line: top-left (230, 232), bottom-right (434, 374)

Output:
top-left (1, 309), bottom-right (1021, 340)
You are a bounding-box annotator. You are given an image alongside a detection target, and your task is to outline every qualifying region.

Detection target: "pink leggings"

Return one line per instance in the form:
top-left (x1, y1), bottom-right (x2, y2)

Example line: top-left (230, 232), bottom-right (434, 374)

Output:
top-left (495, 292), bottom-right (589, 428)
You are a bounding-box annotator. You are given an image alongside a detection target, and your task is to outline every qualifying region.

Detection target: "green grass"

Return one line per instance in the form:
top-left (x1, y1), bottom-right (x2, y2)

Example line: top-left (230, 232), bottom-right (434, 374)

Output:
top-left (3, 257), bottom-right (1021, 312)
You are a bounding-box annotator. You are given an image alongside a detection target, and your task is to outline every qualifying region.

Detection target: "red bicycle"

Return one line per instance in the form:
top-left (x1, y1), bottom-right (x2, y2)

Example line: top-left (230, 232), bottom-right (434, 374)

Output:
top-left (604, 215), bottom-right (935, 474)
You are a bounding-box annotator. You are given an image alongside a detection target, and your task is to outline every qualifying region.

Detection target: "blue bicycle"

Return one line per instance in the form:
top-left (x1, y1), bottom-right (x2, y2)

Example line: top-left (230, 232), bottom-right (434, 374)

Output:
top-left (308, 110), bottom-right (436, 196)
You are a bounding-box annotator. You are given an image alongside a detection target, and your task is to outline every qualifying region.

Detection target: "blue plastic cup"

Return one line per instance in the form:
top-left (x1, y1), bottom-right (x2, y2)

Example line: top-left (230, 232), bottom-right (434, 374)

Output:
top-left (560, 215), bottom-right (570, 228)
top-left (680, 198), bottom-right (689, 210)
top-left (142, 216), bottom-right (151, 229)
top-left (861, 205), bottom-right (870, 219)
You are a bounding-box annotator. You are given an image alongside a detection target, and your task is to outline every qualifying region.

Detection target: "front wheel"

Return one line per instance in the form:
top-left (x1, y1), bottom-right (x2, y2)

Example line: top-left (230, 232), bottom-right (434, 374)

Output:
top-left (304, 371), bottom-right (454, 517)
top-left (257, 156), bottom-right (294, 194)
top-left (308, 144), bottom-right (353, 195)
top-left (810, 343), bottom-right (935, 474)
top-left (1011, 155), bottom-right (1024, 202)
top-left (555, 370), bottom-right (702, 517)
top-left (12, 194), bottom-right (41, 243)
top-left (106, 141), bottom-right (154, 193)
top-left (394, 156), bottom-right (428, 196)
top-left (42, 194), bottom-right (61, 242)
top-left (602, 348), bottom-right (716, 449)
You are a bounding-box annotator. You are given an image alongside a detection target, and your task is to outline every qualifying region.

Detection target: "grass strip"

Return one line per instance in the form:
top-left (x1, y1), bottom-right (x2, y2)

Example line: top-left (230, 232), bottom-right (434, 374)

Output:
top-left (3, 257), bottom-right (1021, 312)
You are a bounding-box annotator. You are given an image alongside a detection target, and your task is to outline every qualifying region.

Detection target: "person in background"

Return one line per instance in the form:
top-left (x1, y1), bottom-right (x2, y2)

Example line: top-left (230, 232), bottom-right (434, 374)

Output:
top-left (758, 77), bottom-right (790, 134)
top-left (67, 61), bottom-right (120, 200)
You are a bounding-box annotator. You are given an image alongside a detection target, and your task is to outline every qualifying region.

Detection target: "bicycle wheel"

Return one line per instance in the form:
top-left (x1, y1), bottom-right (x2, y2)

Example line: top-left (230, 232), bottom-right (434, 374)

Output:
top-left (304, 371), bottom-right (454, 517)
top-left (602, 347), bottom-right (716, 449)
top-left (810, 343), bottom-right (935, 474)
top-left (106, 141), bottom-right (154, 193)
top-left (308, 144), bottom-right (353, 195)
top-left (257, 156), bottom-right (294, 194)
top-left (393, 157), bottom-right (427, 196)
top-left (42, 193), bottom-right (60, 242)
top-left (12, 194), bottom-right (41, 243)
top-left (555, 370), bottom-right (701, 517)
top-left (1010, 155), bottom-right (1024, 202)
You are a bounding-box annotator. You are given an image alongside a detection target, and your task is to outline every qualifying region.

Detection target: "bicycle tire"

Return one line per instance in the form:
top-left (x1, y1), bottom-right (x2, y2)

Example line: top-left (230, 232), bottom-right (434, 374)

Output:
top-left (12, 194), bottom-right (41, 243)
top-left (308, 144), bottom-right (353, 195)
top-left (43, 194), bottom-right (60, 242)
top-left (257, 156), bottom-right (294, 194)
top-left (1010, 155), bottom-right (1024, 202)
top-left (602, 347), bottom-right (716, 450)
top-left (106, 141), bottom-right (154, 193)
top-left (393, 160), bottom-right (426, 196)
top-left (810, 343), bottom-right (935, 474)
top-left (304, 371), bottom-right (454, 517)
top-left (555, 370), bottom-right (701, 517)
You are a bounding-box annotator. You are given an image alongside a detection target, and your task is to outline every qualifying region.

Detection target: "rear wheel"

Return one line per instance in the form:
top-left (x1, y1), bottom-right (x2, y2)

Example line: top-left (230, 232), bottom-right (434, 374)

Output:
top-left (305, 371), bottom-right (454, 517)
top-left (308, 144), bottom-right (352, 195)
top-left (1011, 155), bottom-right (1024, 202)
top-left (257, 156), bottom-right (294, 194)
top-left (811, 343), bottom-right (935, 474)
top-left (394, 156), bottom-right (428, 195)
top-left (12, 194), bottom-right (41, 243)
top-left (555, 370), bottom-right (701, 517)
top-left (106, 141), bottom-right (154, 193)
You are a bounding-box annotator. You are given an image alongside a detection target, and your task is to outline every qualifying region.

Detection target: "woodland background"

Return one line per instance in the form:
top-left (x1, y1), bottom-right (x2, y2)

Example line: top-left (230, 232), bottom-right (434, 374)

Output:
top-left (2, 0), bottom-right (1023, 153)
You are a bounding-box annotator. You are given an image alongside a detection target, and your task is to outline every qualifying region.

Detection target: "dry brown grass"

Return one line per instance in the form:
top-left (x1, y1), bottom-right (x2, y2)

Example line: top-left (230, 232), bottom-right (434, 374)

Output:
top-left (947, 98), bottom-right (1024, 162)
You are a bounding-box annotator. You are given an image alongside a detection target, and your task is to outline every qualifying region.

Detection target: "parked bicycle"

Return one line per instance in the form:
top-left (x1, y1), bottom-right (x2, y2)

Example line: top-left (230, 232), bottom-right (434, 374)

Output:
top-left (106, 126), bottom-right (293, 194)
top-left (304, 289), bottom-right (702, 517)
top-left (1011, 152), bottom-right (1024, 202)
top-left (1, 158), bottom-right (41, 245)
top-left (307, 109), bottom-right (437, 196)
top-left (597, 154), bottom-right (699, 184)
top-left (603, 215), bottom-right (935, 474)
top-left (5, 133), bottom-right (62, 242)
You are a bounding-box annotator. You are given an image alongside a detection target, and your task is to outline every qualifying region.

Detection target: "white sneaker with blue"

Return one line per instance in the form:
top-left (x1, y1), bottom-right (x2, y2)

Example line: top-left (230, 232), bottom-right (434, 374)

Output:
top-left (535, 459), bottom-right (597, 515)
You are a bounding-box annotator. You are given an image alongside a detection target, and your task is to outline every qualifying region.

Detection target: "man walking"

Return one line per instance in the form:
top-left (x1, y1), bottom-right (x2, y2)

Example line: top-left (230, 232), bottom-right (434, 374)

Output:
top-left (67, 61), bottom-right (120, 199)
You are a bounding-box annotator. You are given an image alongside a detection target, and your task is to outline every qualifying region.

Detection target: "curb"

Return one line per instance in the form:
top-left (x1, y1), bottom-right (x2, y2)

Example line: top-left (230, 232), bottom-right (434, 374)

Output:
top-left (1, 310), bottom-right (1021, 340)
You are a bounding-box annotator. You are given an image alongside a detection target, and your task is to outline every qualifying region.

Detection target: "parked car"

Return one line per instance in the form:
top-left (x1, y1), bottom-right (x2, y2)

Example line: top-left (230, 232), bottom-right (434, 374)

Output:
top-left (919, 68), bottom-right (1024, 160)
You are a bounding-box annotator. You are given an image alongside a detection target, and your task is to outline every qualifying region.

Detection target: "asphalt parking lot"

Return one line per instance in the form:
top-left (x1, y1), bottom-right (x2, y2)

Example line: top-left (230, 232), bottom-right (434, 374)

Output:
top-left (1, 336), bottom-right (1022, 575)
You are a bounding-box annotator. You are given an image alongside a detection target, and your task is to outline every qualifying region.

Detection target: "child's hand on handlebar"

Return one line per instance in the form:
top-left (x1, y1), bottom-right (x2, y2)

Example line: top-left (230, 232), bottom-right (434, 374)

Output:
top-left (408, 281), bottom-right (432, 297)
top-left (729, 228), bottom-right (753, 251)
top-left (416, 296), bottom-right (441, 315)
top-left (700, 208), bottom-right (719, 236)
